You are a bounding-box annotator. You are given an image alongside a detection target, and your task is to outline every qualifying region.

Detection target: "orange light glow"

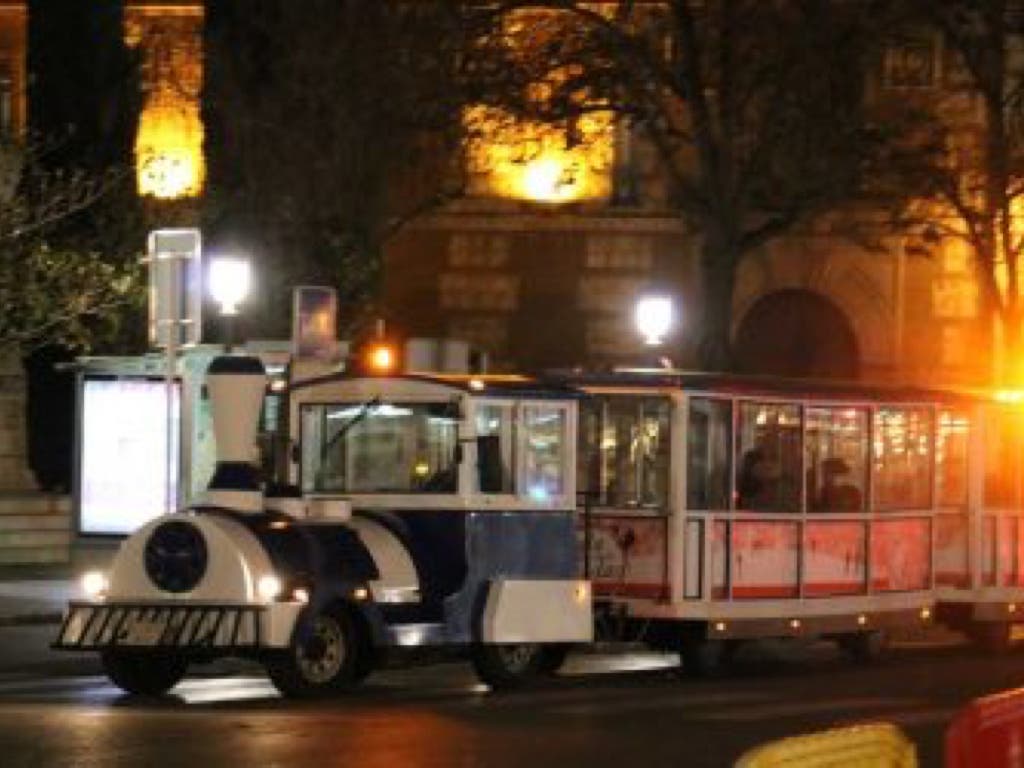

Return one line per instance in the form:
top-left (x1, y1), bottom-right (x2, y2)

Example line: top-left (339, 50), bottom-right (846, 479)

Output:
top-left (367, 345), bottom-right (395, 374)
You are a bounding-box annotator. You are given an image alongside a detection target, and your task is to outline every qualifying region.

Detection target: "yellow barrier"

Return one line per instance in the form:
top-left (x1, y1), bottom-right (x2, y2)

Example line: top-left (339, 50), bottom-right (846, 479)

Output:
top-left (734, 723), bottom-right (917, 767)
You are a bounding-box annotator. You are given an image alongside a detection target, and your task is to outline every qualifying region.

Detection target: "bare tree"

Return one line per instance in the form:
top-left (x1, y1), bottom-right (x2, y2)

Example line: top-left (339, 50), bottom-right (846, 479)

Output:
top-left (203, 1), bottom-right (497, 337)
top-left (481, 0), bottom-right (908, 371)
top-left (894, 1), bottom-right (1024, 382)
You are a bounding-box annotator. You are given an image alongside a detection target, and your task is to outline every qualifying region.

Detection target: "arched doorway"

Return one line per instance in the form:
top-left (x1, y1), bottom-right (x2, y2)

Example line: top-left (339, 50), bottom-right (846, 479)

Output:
top-left (734, 290), bottom-right (860, 379)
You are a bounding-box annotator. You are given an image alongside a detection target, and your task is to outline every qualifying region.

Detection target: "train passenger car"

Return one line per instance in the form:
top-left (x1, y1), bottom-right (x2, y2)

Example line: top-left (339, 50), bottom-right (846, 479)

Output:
top-left (567, 370), bottom-right (1022, 671)
top-left (52, 356), bottom-right (592, 696)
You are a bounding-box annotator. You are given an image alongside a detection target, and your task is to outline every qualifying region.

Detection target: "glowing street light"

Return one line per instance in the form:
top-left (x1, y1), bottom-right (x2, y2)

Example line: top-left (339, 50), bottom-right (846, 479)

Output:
top-left (208, 256), bottom-right (251, 316)
top-left (635, 295), bottom-right (675, 346)
top-left (209, 256), bottom-right (251, 352)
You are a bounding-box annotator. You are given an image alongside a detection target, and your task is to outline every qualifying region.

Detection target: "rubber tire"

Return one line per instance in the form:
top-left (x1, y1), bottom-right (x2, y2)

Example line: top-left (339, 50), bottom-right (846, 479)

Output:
top-left (471, 643), bottom-right (544, 690)
top-left (101, 650), bottom-right (188, 696)
top-left (837, 631), bottom-right (888, 663)
top-left (538, 644), bottom-right (571, 675)
top-left (678, 638), bottom-right (736, 678)
top-left (266, 609), bottom-right (364, 699)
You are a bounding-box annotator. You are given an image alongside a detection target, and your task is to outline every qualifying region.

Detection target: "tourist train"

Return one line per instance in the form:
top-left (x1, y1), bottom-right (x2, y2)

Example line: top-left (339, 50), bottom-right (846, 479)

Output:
top-left (52, 350), bottom-right (1024, 697)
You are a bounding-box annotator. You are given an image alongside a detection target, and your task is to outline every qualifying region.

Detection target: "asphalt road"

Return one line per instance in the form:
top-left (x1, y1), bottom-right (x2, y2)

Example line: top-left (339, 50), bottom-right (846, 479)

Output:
top-left (0, 626), bottom-right (1021, 767)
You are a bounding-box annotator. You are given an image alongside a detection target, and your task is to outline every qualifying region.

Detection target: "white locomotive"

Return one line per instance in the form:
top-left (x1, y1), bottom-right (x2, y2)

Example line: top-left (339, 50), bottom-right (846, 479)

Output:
top-left (54, 355), bottom-right (593, 696)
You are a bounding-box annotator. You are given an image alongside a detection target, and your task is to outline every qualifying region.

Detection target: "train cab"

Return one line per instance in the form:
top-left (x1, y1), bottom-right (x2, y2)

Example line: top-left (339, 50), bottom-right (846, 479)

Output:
top-left (53, 357), bottom-right (592, 697)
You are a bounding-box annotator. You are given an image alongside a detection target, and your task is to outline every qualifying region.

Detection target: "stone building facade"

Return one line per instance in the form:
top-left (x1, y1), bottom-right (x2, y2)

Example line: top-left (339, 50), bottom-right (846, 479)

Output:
top-left (0, 2), bottom-right (998, 388)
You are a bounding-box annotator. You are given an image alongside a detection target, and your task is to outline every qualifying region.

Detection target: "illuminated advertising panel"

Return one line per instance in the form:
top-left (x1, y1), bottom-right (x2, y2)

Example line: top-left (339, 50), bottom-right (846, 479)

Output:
top-left (79, 377), bottom-right (180, 535)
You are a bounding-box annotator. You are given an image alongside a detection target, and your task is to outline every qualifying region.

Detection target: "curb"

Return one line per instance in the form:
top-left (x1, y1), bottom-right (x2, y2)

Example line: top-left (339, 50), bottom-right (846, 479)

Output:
top-left (0, 612), bottom-right (62, 628)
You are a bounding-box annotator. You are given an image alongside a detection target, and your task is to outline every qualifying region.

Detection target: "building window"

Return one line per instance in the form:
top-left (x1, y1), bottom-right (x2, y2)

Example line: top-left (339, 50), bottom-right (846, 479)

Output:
top-left (439, 273), bottom-right (519, 311)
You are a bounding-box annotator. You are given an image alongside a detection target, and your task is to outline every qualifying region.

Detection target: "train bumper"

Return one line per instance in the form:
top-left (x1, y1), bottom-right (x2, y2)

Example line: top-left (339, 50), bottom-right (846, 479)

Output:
top-left (51, 600), bottom-right (303, 652)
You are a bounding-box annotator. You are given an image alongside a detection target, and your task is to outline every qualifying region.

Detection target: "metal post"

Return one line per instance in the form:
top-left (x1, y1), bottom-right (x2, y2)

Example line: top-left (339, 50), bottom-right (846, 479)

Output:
top-left (165, 252), bottom-right (179, 516)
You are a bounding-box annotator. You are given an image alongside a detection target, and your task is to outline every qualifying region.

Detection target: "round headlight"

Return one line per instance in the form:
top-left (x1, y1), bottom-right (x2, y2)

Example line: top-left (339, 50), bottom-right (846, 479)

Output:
top-left (80, 571), bottom-right (108, 599)
top-left (144, 520), bottom-right (208, 593)
top-left (257, 574), bottom-right (282, 601)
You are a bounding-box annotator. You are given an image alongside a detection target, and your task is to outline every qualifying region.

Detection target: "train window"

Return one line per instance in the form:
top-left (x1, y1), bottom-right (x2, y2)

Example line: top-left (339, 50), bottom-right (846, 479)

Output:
top-left (873, 407), bottom-right (933, 510)
top-left (476, 403), bottom-right (516, 493)
top-left (687, 398), bottom-right (732, 510)
top-left (735, 402), bottom-right (802, 512)
top-left (937, 409), bottom-right (970, 507)
top-left (588, 397), bottom-right (670, 508)
top-left (300, 402), bottom-right (459, 494)
top-left (804, 407), bottom-right (868, 512)
top-left (522, 404), bottom-right (567, 500)
top-left (984, 406), bottom-right (1020, 508)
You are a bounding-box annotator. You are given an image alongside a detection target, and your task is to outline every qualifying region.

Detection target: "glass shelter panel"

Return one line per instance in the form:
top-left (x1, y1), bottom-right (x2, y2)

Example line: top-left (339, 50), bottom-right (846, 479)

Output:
top-left (301, 402), bottom-right (459, 494)
top-left (687, 397), bottom-right (732, 510)
top-left (736, 402), bottom-right (802, 512)
top-left (804, 407), bottom-right (868, 512)
top-left (873, 407), bottom-right (933, 510)
top-left (476, 403), bottom-right (516, 493)
top-left (937, 409), bottom-right (970, 508)
top-left (522, 404), bottom-right (567, 500)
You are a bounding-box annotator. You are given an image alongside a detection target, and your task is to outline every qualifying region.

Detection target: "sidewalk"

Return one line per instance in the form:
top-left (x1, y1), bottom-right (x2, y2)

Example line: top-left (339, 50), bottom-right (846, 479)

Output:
top-left (0, 542), bottom-right (117, 626)
top-left (0, 566), bottom-right (75, 626)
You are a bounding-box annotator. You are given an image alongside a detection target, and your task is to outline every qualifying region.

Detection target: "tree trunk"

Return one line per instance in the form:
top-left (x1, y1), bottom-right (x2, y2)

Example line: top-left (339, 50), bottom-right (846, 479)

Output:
top-left (697, 233), bottom-right (739, 372)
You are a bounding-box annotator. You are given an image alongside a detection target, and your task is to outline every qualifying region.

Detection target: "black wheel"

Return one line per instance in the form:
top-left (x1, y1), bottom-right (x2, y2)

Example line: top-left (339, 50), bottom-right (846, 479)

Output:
top-left (678, 638), bottom-right (736, 678)
top-left (538, 644), bottom-right (571, 675)
top-left (101, 650), bottom-right (187, 696)
top-left (266, 609), bottom-right (365, 698)
top-left (837, 630), bottom-right (888, 663)
top-left (471, 643), bottom-right (543, 690)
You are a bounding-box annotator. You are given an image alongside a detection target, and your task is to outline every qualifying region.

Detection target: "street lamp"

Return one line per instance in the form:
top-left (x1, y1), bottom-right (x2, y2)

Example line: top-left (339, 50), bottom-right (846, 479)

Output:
top-left (635, 295), bottom-right (674, 346)
top-left (209, 256), bottom-right (251, 351)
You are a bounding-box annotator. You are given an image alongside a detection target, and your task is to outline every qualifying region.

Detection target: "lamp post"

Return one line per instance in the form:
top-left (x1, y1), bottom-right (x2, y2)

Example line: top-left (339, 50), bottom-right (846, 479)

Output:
top-left (635, 295), bottom-right (674, 346)
top-left (634, 295), bottom-right (676, 369)
top-left (208, 256), bottom-right (251, 352)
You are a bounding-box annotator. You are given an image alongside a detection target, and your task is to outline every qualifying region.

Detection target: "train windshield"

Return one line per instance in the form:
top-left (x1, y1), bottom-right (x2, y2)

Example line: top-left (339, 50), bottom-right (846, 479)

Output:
top-left (301, 401), bottom-right (459, 494)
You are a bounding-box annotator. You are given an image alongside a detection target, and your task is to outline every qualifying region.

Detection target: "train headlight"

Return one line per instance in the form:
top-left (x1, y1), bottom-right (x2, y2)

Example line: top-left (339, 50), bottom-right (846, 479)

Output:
top-left (257, 574), bottom-right (283, 602)
top-left (81, 571), bottom-right (109, 599)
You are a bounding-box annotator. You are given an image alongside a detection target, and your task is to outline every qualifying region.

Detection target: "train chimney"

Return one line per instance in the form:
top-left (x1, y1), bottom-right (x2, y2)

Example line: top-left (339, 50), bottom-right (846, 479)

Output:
top-left (203, 354), bottom-right (266, 512)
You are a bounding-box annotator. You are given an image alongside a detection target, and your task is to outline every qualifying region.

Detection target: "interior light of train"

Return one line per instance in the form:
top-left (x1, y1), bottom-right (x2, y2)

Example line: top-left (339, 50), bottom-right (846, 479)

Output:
top-left (292, 588), bottom-right (310, 605)
top-left (789, 619), bottom-right (801, 630)
top-left (353, 587), bottom-right (369, 601)
top-left (328, 404), bottom-right (412, 420)
top-left (413, 461), bottom-right (430, 477)
top-left (714, 622), bottom-right (727, 632)
top-left (920, 607), bottom-right (932, 621)
top-left (857, 614), bottom-right (868, 626)
top-left (469, 378), bottom-right (485, 391)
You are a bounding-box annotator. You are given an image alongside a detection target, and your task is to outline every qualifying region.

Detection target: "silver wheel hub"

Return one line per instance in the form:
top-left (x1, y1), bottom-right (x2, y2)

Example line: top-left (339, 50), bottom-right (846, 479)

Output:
top-left (497, 644), bottom-right (536, 674)
top-left (296, 615), bottom-right (346, 684)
